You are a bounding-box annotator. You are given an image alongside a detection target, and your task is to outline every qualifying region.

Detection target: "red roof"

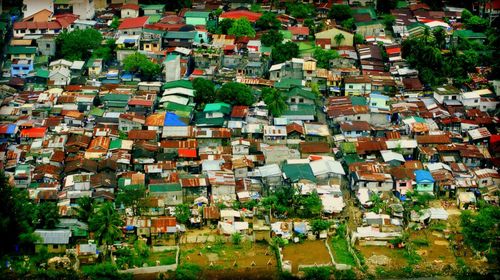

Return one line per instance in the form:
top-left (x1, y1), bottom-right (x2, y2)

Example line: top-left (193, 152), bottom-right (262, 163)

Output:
top-left (128, 99), bottom-right (153, 106)
top-left (386, 47), bottom-right (401, 55)
top-left (192, 69), bottom-right (204, 75)
top-left (220, 11), bottom-right (262, 22)
top-left (288, 26), bottom-right (310, 36)
top-left (178, 148), bottom-right (197, 158)
top-left (20, 127), bottom-right (47, 138)
top-left (230, 106), bottom-right (249, 118)
top-left (14, 21), bottom-right (61, 30)
top-left (122, 3), bottom-right (140, 10)
top-left (118, 16), bottom-right (149, 30)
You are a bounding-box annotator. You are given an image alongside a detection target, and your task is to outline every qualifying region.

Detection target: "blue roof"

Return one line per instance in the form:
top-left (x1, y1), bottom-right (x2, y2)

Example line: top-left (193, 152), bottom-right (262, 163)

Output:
top-left (164, 112), bottom-right (187, 126)
top-left (414, 170), bottom-right (435, 183)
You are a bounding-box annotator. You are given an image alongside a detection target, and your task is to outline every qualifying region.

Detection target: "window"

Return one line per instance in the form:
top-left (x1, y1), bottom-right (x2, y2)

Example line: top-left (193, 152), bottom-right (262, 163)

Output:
top-left (53, 244), bottom-right (59, 249)
top-left (346, 131), bottom-right (351, 135)
top-left (349, 85), bottom-right (353, 89)
top-left (357, 116), bottom-right (361, 120)
top-left (474, 99), bottom-right (479, 103)
top-left (371, 102), bottom-right (377, 106)
top-left (199, 34), bottom-right (203, 38)
top-left (153, 43), bottom-right (158, 48)
top-left (482, 179), bottom-right (488, 184)
top-left (291, 98), bottom-right (296, 103)
top-left (299, 98), bottom-right (304, 103)
top-left (46, 44), bottom-right (51, 48)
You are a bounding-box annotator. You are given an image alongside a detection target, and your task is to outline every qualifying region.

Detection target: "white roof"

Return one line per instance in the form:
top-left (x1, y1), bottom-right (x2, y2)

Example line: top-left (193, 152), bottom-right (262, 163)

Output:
top-left (70, 61), bottom-right (85, 70)
top-left (159, 95), bottom-right (190, 105)
top-left (321, 194), bottom-right (345, 214)
top-left (458, 192), bottom-right (476, 203)
top-left (174, 47), bottom-right (192, 55)
top-left (49, 67), bottom-right (71, 78)
top-left (34, 229), bottom-right (71, 244)
top-left (385, 139), bottom-right (418, 149)
top-left (462, 91), bottom-right (481, 99)
top-left (468, 127), bottom-right (491, 140)
top-left (381, 150), bottom-right (405, 163)
top-left (427, 162), bottom-right (452, 172)
top-left (49, 59), bottom-right (72, 67)
top-left (309, 159), bottom-right (345, 176)
top-left (269, 63), bottom-right (285, 72)
top-left (162, 87), bottom-right (195, 97)
top-left (220, 209), bottom-right (241, 218)
top-left (115, 35), bottom-right (140, 44)
top-left (257, 164), bottom-right (282, 177)
top-left (424, 21), bottom-right (450, 29)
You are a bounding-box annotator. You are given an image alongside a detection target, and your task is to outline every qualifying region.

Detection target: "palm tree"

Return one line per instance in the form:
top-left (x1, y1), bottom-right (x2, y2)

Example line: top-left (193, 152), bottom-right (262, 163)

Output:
top-left (334, 33), bottom-right (345, 47)
top-left (77, 196), bottom-right (95, 224)
top-left (90, 202), bottom-right (123, 261)
top-left (263, 88), bottom-right (287, 117)
top-left (422, 26), bottom-right (432, 44)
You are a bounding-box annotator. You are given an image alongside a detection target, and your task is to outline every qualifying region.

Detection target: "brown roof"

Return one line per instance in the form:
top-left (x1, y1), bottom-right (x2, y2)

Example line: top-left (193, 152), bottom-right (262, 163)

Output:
top-left (286, 123), bottom-right (304, 135)
top-left (203, 206), bottom-right (220, 220)
top-left (50, 150), bottom-right (65, 162)
top-left (160, 139), bottom-right (198, 149)
top-left (385, 131), bottom-right (401, 139)
top-left (404, 160), bottom-right (423, 170)
top-left (231, 106), bottom-right (249, 118)
top-left (416, 134), bottom-right (451, 145)
top-left (340, 121), bottom-right (371, 131)
top-left (66, 134), bottom-right (91, 148)
top-left (402, 78), bottom-right (423, 91)
top-left (390, 166), bottom-right (415, 180)
top-left (300, 142), bottom-right (330, 154)
top-left (344, 75), bottom-right (371, 84)
top-left (128, 130), bottom-right (157, 140)
top-left (356, 140), bottom-right (387, 155)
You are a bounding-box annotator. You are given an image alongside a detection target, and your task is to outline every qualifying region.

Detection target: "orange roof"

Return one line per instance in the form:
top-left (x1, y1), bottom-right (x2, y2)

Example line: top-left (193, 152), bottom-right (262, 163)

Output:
top-left (288, 26), bottom-right (309, 35)
top-left (20, 127), bottom-right (47, 138)
top-left (220, 11), bottom-right (262, 22)
top-left (87, 136), bottom-right (110, 152)
top-left (118, 16), bottom-right (149, 30)
top-left (178, 148), bottom-right (197, 158)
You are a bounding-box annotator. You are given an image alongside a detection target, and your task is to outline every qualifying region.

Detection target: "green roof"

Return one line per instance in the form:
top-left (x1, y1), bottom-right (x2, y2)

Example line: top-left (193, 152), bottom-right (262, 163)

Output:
top-left (355, 20), bottom-right (382, 27)
top-left (453, 30), bottom-right (486, 39)
top-left (102, 94), bottom-right (131, 102)
top-left (141, 4), bottom-right (165, 10)
top-left (109, 139), bottom-right (122, 150)
top-left (287, 87), bottom-right (317, 100)
top-left (164, 102), bottom-right (193, 118)
top-left (143, 28), bottom-right (166, 35)
top-left (344, 154), bottom-right (363, 165)
top-left (351, 96), bottom-right (367, 106)
top-left (149, 183), bottom-right (182, 192)
top-left (396, 1), bottom-right (409, 8)
top-left (35, 68), bottom-right (49, 78)
top-left (340, 142), bottom-right (357, 154)
top-left (162, 79), bottom-right (193, 90)
top-left (195, 113), bottom-right (225, 127)
top-left (54, 0), bottom-right (70, 4)
top-left (282, 104), bottom-right (316, 116)
top-left (88, 107), bottom-right (105, 117)
top-left (274, 78), bottom-right (303, 90)
top-left (279, 30), bottom-right (292, 40)
top-left (148, 14), bottom-right (162, 24)
top-left (7, 46), bottom-right (37, 55)
top-left (185, 11), bottom-right (210, 18)
top-left (203, 102), bottom-right (231, 114)
top-left (164, 31), bottom-right (196, 40)
top-left (35, 55), bottom-right (48, 65)
top-left (282, 163), bottom-right (316, 182)
top-left (407, 22), bottom-right (425, 30)
top-left (352, 7), bottom-right (376, 19)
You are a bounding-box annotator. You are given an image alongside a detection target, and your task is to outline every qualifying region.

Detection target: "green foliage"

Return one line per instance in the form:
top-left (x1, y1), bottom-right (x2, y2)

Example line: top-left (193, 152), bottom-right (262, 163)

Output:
top-left (35, 202), bottom-right (60, 229)
top-left (465, 15), bottom-right (489, 32)
top-left (122, 52), bottom-right (161, 80)
top-left (272, 41), bottom-right (299, 63)
top-left (377, 0), bottom-right (397, 14)
top-left (216, 18), bottom-right (234, 34)
top-left (313, 47), bottom-right (339, 69)
top-left (175, 263), bottom-right (202, 280)
top-left (302, 266), bottom-right (332, 280)
top-left (310, 219), bottom-right (331, 233)
top-left (461, 9), bottom-right (473, 22)
top-left (261, 29), bottom-right (284, 47)
top-left (334, 33), bottom-right (346, 47)
top-left (89, 202), bottom-right (123, 260)
top-left (175, 204), bottom-right (191, 225)
top-left (331, 235), bottom-right (356, 266)
top-left (383, 14), bottom-right (396, 30)
top-left (256, 12), bottom-right (281, 30)
top-left (216, 82), bottom-right (255, 106)
top-left (341, 18), bottom-right (355, 30)
top-left (192, 78), bottom-right (216, 108)
top-left (332, 269), bottom-right (357, 280)
top-left (56, 29), bottom-right (103, 61)
top-left (432, 27), bottom-right (447, 49)
top-left (76, 196), bottom-right (95, 224)
top-left (82, 262), bottom-right (133, 280)
top-left (429, 221), bottom-right (447, 231)
top-left (93, 39), bottom-right (116, 63)
top-left (115, 185), bottom-right (146, 216)
top-left (328, 5), bottom-right (352, 21)
top-left (110, 17), bottom-right (120, 29)
top-left (298, 191), bottom-right (323, 218)
top-left (133, 238), bottom-right (150, 259)
top-left (369, 193), bottom-right (387, 213)
top-left (231, 232), bottom-right (243, 245)
top-left (460, 203), bottom-right (500, 253)
top-left (286, 2), bottom-right (315, 18)
top-left (228, 18), bottom-right (256, 38)
top-left (250, 3), bottom-right (262, 12)
top-left (0, 171), bottom-right (38, 256)
top-left (412, 238), bottom-right (429, 247)
top-left (262, 87), bottom-right (287, 117)
top-left (354, 33), bottom-right (365, 44)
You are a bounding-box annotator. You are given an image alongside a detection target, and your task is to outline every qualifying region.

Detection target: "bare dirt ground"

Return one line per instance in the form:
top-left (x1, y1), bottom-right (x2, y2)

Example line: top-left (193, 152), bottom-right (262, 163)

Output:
top-left (282, 240), bottom-right (332, 273)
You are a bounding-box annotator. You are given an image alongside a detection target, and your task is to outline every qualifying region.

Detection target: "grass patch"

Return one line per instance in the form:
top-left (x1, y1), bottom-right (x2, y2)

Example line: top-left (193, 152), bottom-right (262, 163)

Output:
top-left (331, 237), bottom-right (356, 266)
top-left (429, 222), bottom-right (447, 231)
top-left (412, 238), bottom-right (430, 247)
top-left (145, 251), bottom-right (177, 266)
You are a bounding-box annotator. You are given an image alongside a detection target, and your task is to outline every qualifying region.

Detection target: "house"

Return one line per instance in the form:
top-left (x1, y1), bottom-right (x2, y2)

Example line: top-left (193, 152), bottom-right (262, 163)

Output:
top-left (474, 168), bottom-right (500, 188)
top-left (164, 54), bottom-right (181, 82)
top-left (87, 58), bottom-right (103, 78)
top-left (14, 164), bottom-right (31, 188)
top-left (349, 162), bottom-right (393, 192)
top-left (414, 170), bottom-right (435, 193)
top-left (390, 166), bottom-right (415, 200)
top-left (7, 46), bottom-right (37, 78)
top-left (460, 91), bottom-right (481, 109)
top-left (49, 68), bottom-right (71, 86)
top-left (34, 229), bottom-right (71, 253)
top-left (22, 0), bottom-right (54, 19)
top-left (185, 11), bottom-right (211, 26)
top-left (53, 0), bottom-right (95, 19)
top-left (433, 85), bottom-right (460, 105)
top-left (118, 16), bottom-right (149, 36)
top-left (340, 121), bottom-right (371, 138)
top-left (285, 87), bottom-right (316, 105)
top-left (288, 26), bottom-right (309, 41)
top-left (141, 4), bottom-right (165, 15)
top-left (118, 113), bottom-right (145, 132)
top-left (149, 183), bottom-right (183, 206)
top-left (263, 125), bottom-right (287, 145)
top-left (355, 20), bottom-right (385, 37)
top-left (344, 76), bottom-right (371, 96)
top-left (315, 27), bottom-right (354, 48)
top-left (121, 4), bottom-right (140, 18)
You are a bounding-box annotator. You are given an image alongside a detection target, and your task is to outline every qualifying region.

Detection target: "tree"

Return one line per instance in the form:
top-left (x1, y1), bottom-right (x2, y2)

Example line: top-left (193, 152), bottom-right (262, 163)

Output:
top-left (110, 17), bottom-right (120, 29)
top-left (0, 171), bottom-right (37, 256)
top-left (90, 202), bottom-right (123, 260)
top-left (261, 29), bottom-right (284, 47)
top-left (77, 196), bottom-right (95, 224)
top-left (334, 33), bottom-right (345, 47)
top-left (310, 219), bottom-right (331, 234)
top-left (328, 5), bottom-right (352, 22)
top-left (250, 3), bottom-right (262, 12)
top-left (460, 203), bottom-right (500, 254)
top-left (115, 185), bottom-right (147, 216)
top-left (174, 204), bottom-right (191, 225)
top-left (271, 41), bottom-right (299, 63)
top-left (287, 2), bottom-right (315, 18)
top-left (465, 15), bottom-right (489, 32)
top-left (299, 191), bottom-right (323, 218)
top-left (461, 9), bottom-right (473, 22)
top-left (303, 266), bottom-right (332, 280)
top-left (231, 232), bottom-right (243, 245)
top-left (228, 18), bottom-right (256, 38)
top-left (216, 18), bottom-right (234, 34)
top-left (256, 12), bottom-right (281, 30)
top-left (36, 202), bottom-right (60, 229)
top-left (57, 29), bottom-right (103, 61)
top-left (192, 78), bottom-right (216, 108)
top-left (432, 27), bottom-right (447, 49)
top-left (93, 39), bottom-right (116, 63)
top-left (262, 87), bottom-right (287, 117)
top-left (383, 14), bottom-right (396, 30)
top-left (341, 18), bottom-right (355, 30)
top-left (354, 33), bottom-right (365, 44)
top-left (216, 82), bottom-right (255, 106)
top-left (377, 0), bottom-right (397, 14)
top-left (313, 47), bottom-right (339, 69)
top-left (122, 52), bottom-right (161, 80)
